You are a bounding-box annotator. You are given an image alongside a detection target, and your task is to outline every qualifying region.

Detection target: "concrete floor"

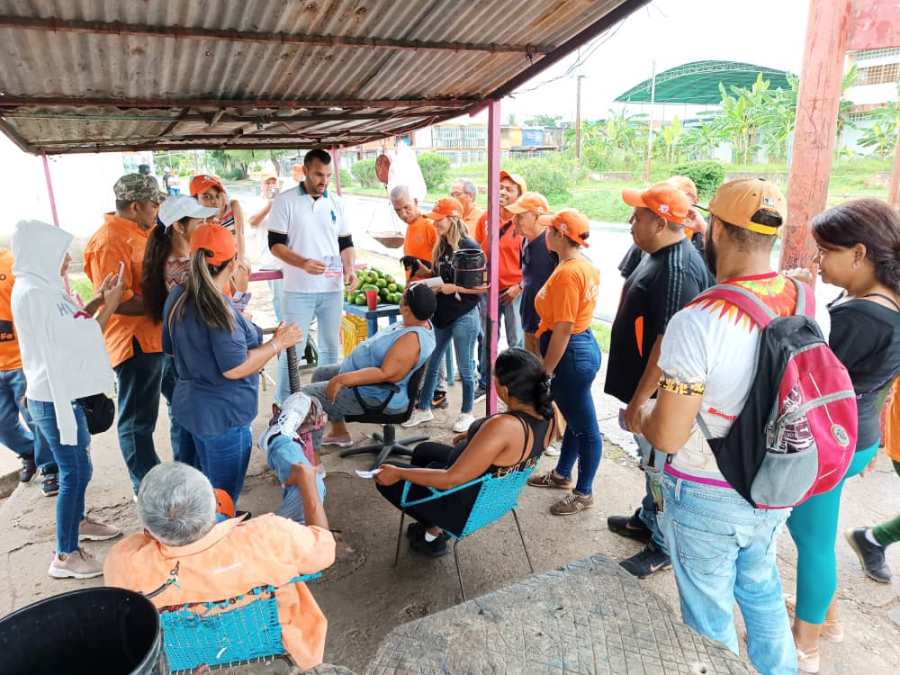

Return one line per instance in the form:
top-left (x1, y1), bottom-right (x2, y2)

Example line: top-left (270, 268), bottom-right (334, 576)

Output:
top-left (1, 276), bottom-right (898, 673)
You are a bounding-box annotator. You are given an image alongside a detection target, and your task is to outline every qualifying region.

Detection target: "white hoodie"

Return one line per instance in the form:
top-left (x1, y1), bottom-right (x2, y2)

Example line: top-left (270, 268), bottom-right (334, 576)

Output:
top-left (11, 221), bottom-right (115, 444)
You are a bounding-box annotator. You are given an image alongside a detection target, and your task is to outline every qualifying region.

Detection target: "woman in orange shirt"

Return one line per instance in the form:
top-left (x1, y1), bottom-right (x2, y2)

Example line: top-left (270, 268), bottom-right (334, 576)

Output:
top-left (527, 209), bottom-right (603, 516)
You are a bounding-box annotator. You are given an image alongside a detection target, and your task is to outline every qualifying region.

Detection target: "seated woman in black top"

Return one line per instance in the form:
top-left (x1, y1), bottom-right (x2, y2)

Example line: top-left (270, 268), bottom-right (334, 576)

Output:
top-left (375, 349), bottom-right (555, 557)
top-left (785, 198), bottom-right (900, 670)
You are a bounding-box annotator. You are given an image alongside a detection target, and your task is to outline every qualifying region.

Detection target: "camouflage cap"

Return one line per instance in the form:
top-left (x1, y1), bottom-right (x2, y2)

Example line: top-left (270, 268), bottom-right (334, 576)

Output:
top-left (113, 173), bottom-right (167, 203)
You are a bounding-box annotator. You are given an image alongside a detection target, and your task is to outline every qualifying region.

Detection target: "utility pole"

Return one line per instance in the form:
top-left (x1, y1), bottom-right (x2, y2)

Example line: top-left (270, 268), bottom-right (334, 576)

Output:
top-left (575, 74), bottom-right (585, 163)
top-left (643, 60), bottom-right (656, 181)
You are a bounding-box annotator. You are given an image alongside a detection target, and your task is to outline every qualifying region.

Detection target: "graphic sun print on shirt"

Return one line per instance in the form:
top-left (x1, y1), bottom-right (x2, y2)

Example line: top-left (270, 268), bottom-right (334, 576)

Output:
top-left (689, 274), bottom-right (797, 332)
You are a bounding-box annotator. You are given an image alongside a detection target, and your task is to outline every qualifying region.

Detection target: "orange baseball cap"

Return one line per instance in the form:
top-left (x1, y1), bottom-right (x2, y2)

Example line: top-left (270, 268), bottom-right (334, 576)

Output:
top-left (506, 191), bottom-right (550, 215)
top-left (189, 174), bottom-right (224, 197)
top-left (547, 208), bottom-right (591, 247)
top-left (708, 178), bottom-right (786, 236)
top-left (426, 197), bottom-right (464, 220)
top-left (622, 183), bottom-right (691, 225)
top-left (499, 170), bottom-right (527, 194)
top-left (191, 223), bottom-right (236, 265)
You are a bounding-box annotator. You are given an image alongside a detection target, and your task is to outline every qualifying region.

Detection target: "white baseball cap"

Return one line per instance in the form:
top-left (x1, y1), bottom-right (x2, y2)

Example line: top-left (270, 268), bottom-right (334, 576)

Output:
top-left (158, 195), bottom-right (218, 228)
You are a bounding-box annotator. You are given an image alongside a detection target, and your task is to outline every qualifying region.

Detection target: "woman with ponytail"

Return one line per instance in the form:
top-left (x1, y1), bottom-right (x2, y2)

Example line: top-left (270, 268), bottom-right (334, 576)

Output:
top-left (784, 198), bottom-right (900, 673)
top-left (163, 224), bottom-right (301, 505)
top-left (143, 196), bottom-right (217, 467)
top-left (375, 348), bottom-right (555, 557)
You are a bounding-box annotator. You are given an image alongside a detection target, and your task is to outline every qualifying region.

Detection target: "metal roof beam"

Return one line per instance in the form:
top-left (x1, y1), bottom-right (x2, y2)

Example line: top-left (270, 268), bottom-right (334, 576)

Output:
top-left (0, 110), bottom-right (437, 123)
top-left (0, 115), bottom-right (35, 153)
top-left (0, 16), bottom-right (551, 55)
top-left (0, 96), bottom-right (475, 111)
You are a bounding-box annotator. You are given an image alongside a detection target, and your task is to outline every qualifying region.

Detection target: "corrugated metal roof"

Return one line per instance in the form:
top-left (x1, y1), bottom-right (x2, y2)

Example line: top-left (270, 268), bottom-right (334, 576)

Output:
top-left (0, 0), bottom-right (648, 154)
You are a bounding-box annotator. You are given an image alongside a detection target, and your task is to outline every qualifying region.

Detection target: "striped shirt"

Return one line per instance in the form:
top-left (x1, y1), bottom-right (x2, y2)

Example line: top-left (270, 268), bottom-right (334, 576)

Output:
top-left (605, 238), bottom-right (712, 404)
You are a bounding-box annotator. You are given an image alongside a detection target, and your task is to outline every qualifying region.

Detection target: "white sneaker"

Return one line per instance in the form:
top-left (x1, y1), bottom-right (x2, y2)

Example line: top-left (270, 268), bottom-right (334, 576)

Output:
top-left (545, 443), bottom-right (561, 457)
top-left (452, 413), bottom-right (476, 433)
top-left (402, 408), bottom-right (434, 428)
top-left (48, 549), bottom-right (103, 579)
top-left (260, 393), bottom-right (313, 450)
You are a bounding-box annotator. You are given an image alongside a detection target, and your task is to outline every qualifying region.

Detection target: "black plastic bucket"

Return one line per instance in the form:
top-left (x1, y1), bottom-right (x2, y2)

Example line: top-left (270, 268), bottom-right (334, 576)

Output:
top-left (0, 587), bottom-right (168, 674)
top-left (452, 248), bottom-right (487, 288)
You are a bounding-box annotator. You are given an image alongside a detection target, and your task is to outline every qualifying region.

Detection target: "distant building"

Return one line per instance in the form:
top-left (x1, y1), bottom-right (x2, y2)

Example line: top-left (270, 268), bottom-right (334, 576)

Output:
top-left (842, 48), bottom-right (900, 154)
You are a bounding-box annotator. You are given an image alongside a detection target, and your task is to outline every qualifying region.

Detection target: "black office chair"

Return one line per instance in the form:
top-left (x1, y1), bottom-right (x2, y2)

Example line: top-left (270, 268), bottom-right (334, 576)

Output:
top-left (340, 363), bottom-right (430, 469)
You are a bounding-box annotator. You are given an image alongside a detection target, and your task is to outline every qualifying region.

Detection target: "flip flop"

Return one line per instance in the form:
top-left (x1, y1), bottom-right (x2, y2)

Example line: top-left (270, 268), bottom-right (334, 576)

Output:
top-left (322, 435), bottom-right (354, 448)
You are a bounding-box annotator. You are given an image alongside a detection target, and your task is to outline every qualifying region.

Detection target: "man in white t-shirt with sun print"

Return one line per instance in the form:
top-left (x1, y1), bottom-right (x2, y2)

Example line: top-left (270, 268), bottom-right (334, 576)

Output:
top-left (635, 178), bottom-right (798, 675)
top-left (267, 149), bottom-right (357, 404)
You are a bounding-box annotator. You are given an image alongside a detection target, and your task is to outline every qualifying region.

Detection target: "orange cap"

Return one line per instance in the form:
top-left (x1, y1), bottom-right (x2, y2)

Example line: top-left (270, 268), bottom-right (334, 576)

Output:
top-left (191, 223), bottom-right (236, 265)
top-left (622, 183), bottom-right (691, 225)
top-left (547, 208), bottom-right (591, 248)
top-left (189, 174), bottom-right (224, 197)
top-left (214, 488), bottom-right (235, 519)
top-left (499, 170), bottom-right (527, 194)
top-left (426, 197), bottom-right (464, 220)
top-left (666, 175), bottom-right (699, 201)
top-left (506, 191), bottom-right (550, 215)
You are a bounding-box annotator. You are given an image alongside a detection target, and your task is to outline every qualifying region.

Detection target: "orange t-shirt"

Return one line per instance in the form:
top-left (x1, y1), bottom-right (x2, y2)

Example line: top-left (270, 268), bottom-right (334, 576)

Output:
top-left (475, 211), bottom-right (523, 289)
top-left (535, 257), bottom-right (601, 337)
top-left (104, 514), bottom-right (336, 671)
top-left (0, 250), bottom-right (22, 371)
top-left (463, 204), bottom-right (484, 233)
top-left (83, 213), bottom-right (162, 367)
top-left (403, 216), bottom-right (438, 265)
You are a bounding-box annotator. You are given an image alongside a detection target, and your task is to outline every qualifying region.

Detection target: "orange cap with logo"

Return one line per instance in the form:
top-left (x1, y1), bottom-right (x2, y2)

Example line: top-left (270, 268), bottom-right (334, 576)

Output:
top-left (708, 178), bottom-right (786, 236)
top-left (426, 197), bottom-right (464, 220)
top-left (622, 183), bottom-right (691, 225)
top-left (545, 208), bottom-right (591, 248)
top-left (499, 170), bottom-right (527, 194)
top-left (666, 175), bottom-right (699, 201)
top-left (191, 223), bottom-right (236, 265)
top-left (506, 191), bottom-right (550, 215)
top-left (189, 174), bottom-right (224, 197)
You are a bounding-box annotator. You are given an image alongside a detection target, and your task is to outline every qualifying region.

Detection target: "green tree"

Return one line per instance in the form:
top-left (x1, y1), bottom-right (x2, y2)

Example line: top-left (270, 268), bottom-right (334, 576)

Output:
top-left (660, 115), bottom-right (684, 164)
top-left (858, 104), bottom-right (900, 158)
top-left (714, 73), bottom-right (771, 165)
top-left (524, 114), bottom-right (563, 127)
top-left (417, 153), bottom-right (451, 190)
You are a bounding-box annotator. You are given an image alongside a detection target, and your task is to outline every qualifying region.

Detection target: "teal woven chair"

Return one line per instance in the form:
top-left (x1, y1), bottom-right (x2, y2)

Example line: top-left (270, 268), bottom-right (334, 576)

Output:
top-left (394, 465), bottom-right (536, 600)
top-left (158, 572), bottom-right (321, 673)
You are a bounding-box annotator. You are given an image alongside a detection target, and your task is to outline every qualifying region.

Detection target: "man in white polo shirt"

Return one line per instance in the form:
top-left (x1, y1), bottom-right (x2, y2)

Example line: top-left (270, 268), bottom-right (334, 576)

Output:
top-left (268, 149), bottom-right (357, 403)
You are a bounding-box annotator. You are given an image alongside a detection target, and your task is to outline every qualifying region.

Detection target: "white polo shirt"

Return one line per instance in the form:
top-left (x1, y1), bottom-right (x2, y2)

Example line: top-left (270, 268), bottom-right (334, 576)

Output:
top-left (267, 183), bottom-right (351, 293)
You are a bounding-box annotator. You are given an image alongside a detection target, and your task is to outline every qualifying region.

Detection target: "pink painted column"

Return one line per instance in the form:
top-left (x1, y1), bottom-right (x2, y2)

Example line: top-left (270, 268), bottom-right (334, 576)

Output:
top-left (485, 99), bottom-right (501, 415)
top-left (41, 152), bottom-right (60, 227)
top-left (779, 0), bottom-right (851, 271)
top-left (332, 146), bottom-right (343, 195)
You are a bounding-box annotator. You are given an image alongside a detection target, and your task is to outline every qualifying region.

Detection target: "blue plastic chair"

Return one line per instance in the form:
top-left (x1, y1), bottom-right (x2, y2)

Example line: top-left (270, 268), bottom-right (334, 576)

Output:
top-left (158, 572), bottom-right (321, 672)
top-left (394, 464), bottom-right (536, 600)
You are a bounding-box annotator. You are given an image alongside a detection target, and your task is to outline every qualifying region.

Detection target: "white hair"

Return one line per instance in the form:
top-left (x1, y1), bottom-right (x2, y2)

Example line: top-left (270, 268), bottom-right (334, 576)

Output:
top-left (389, 185), bottom-right (413, 204)
top-left (453, 179), bottom-right (477, 198)
top-left (138, 462), bottom-right (217, 546)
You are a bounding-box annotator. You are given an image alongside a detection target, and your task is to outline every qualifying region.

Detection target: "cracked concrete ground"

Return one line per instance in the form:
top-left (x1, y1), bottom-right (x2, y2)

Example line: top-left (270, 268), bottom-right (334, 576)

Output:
top-left (1, 287), bottom-right (898, 673)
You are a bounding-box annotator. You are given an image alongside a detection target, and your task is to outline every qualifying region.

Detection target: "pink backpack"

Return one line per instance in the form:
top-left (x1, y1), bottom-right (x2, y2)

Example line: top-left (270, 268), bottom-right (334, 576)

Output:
top-left (696, 278), bottom-right (858, 508)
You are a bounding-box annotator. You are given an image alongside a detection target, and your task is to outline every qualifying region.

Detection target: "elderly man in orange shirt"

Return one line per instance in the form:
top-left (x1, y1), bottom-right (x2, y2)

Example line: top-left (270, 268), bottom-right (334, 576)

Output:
top-left (391, 185), bottom-right (438, 280)
top-left (450, 179), bottom-right (483, 232)
top-left (105, 460), bottom-right (335, 672)
top-left (84, 174), bottom-right (166, 494)
top-left (474, 170), bottom-right (526, 398)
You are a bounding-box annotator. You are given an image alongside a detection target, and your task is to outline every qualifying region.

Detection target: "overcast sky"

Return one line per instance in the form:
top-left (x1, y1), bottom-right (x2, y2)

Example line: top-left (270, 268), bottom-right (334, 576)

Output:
top-left (501, 0), bottom-right (810, 122)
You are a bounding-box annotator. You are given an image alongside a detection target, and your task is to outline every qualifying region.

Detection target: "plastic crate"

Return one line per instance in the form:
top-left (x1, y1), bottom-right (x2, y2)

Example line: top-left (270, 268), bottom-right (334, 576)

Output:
top-left (341, 314), bottom-right (368, 357)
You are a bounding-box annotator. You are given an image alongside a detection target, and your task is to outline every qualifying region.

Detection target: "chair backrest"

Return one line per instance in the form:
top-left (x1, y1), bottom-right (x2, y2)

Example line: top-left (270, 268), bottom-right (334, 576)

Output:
top-left (158, 573), bottom-right (320, 672)
top-left (346, 361), bottom-right (429, 424)
top-left (459, 464), bottom-right (537, 539)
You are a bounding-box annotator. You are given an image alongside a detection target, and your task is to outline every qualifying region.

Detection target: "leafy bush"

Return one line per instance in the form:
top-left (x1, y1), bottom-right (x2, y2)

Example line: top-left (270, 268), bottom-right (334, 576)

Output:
top-left (671, 160), bottom-right (726, 199)
top-left (417, 153), bottom-right (451, 191)
top-left (505, 157), bottom-right (571, 199)
top-left (339, 168), bottom-right (353, 187)
top-left (351, 159), bottom-right (378, 188)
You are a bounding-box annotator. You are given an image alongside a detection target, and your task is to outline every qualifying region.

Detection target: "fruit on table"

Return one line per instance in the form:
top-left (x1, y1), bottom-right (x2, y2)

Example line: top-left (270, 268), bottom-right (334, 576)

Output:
top-left (346, 267), bottom-right (406, 305)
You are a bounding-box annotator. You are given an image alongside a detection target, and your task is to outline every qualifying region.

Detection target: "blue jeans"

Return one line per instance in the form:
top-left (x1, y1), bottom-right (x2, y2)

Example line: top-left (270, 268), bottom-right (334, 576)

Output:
top-left (0, 368), bottom-right (56, 473)
top-left (634, 434), bottom-right (668, 554)
top-left (418, 308), bottom-right (479, 414)
top-left (479, 295), bottom-right (524, 389)
top-left (192, 425), bottom-right (252, 505)
top-left (114, 340), bottom-right (163, 492)
top-left (27, 399), bottom-right (92, 555)
top-left (160, 355), bottom-right (198, 468)
top-left (277, 291), bottom-right (343, 403)
top-left (265, 432), bottom-right (326, 523)
top-left (659, 475), bottom-right (796, 675)
top-left (542, 330), bottom-right (602, 495)
top-left (269, 277), bottom-right (285, 324)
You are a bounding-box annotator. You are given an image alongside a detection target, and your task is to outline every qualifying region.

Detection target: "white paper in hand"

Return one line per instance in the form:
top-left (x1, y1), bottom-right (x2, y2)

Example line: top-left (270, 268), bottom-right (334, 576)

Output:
top-left (355, 468), bottom-right (382, 479)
